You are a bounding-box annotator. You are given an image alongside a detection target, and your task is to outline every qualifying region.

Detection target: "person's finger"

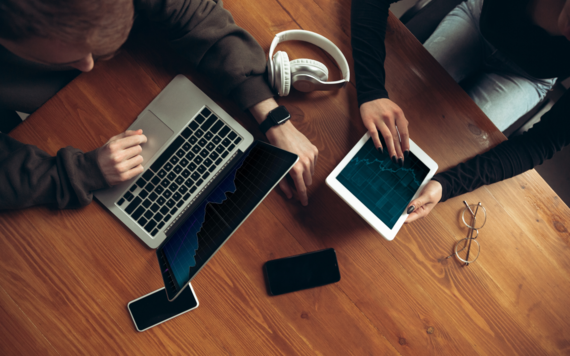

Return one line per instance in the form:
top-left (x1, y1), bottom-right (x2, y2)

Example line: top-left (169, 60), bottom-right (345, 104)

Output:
top-left (301, 159), bottom-right (313, 187)
top-left (378, 125), bottom-right (396, 162)
top-left (290, 167), bottom-right (308, 206)
top-left (118, 164), bottom-right (145, 182)
top-left (117, 154), bottom-right (144, 173)
top-left (278, 178), bottom-right (293, 199)
top-left (113, 134), bottom-right (148, 150)
top-left (390, 125), bottom-right (404, 166)
top-left (112, 144), bottom-right (143, 163)
top-left (365, 121), bottom-right (383, 153)
top-left (405, 207), bottom-right (430, 223)
top-left (395, 114), bottom-right (410, 159)
top-left (107, 129), bottom-right (143, 144)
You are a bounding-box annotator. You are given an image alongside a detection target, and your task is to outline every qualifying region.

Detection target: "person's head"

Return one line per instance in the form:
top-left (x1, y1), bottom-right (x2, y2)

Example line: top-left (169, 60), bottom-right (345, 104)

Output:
top-left (559, 0), bottom-right (570, 41)
top-left (0, 0), bottom-right (134, 72)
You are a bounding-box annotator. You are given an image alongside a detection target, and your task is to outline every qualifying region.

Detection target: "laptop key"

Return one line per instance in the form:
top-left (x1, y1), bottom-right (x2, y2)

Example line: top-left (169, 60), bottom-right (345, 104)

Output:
top-left (192, 145), bottom-right (201, 154)
top-left (160, 179), bottom-right (170, 188)
top-left (117, 198), bottom-right (125, 206)
top-left (186, 151), bottom-right (196, 161)
top-left (132, 206), bottom-right (145, 220)
top-left (204, 132), bottom-right (214, 140)
top-left (138, 216), bottom-right (148, 227)
top-left (209, 151), bottom-right (219, 160)
top-left (181, 127), bottom-right (192, 139)
top-left (189, 121), bottom-right (199, 130)
top-left (170, 207), bottom-right (178, 215)
top-left (163, 190), bottom-right (172, 199)
top-left (173, 192), bottom-right (182, 201)
top-left (189, 136), bottom-right (198, 144)
top-left (195, 114), bottom-right (206, 125)
top-left (154, 212), bottom-right (164, 221)
top-left (176, 149), bottom-right (185, 158)
top-left (175, 177), bottom-right (184, 185)
top-left (157, 197), bottom-right (166, 205)
top-left (124, 192), bottom-right (134, 202)
top-left (215, 158), bottom-right (222, 165)
top-left (195, 129), bottom-right (204, 138)
top-left (167, 172), bottom-right (176, 181)
top-left (179, 158), bottom-right (189, 167)
top-left (182, 143), bottom-right (191, 151)
top-left (190, 186), bottom-right (197, 193)
top-left (202, 172), bottom-right (211, 179)
top-left (194, 156), bottom-right (203, 165)
top-left (157, 222), bottom-right (165, 230)
top-left (215, 145), bottom-right (224, 154)
top-left (151, 229), bottom-right (159, 237)
top-left (142, 170), bottom-right (154, 181)
top-left (191, 172), bottom-right (200, 180)
top-left (218, 125), bottom-right (230, 137)
top-left (199, 149), bottom-right (209, 158)
top-left (221, 151), bottom-right (229, 158)
top-left (160, 206), bottom-right (170, 215)
top-left (144, 220), bottom-right (157, 233)
top-left (208, 165), bottom-right (216, 173)
top-left (234, 136), bottom-right (242, 144)
top-left (155, 185), bottom-right (164, 194)
top-left (228, 144), bottom-right (235, 152)
top-left (181, 169), bottom-right (191, 178)
top-left (166, 199), bottom-right (175, 208)
top-left (201, 107), bottom-right (211, 117)
top-left (139, 189), bottom-right (149, 199)
top-left (203, 158), bottom-right (213, 167)
top-left (179, 185), bottom-right (188, 194)
top-left (142, 199), bottom-right (152, 208)
top-left (150, 203), bottom-right (160, 213)
top-left (188, 163), bottom-right (197, 171)
top-left (201, 116), bottom-right (218, 131)
top-left (144, 210), bottom-right (154, 220)
top-left (144, 182), bottom-right (155, 192)
top-left (196, 179), bottom-right (204, 186)
top-left (211, 120), bottom-right (224, 134)
top-left (129, 185), bottom-right (137, 193)
top-left (206, 142), bottom-right (215, 151)
top-left (164, 162), bottom-right (173, 171)
top-left (183, 193), bottom-right (191, 201)
top-left (173, 165), bottom-right (182, 174)
top-left (157, 169), bottom-right (167, 179)
top-left (164, 214), bottom-right (172, 222)
top-left (136, 178), bottom-right (147, 188)
top-left (176, 199), bottom-right (184, 208)
top-left (222, 138), bottom-right (231, 147)
top-left (170, 156), bottom-right (179, 165)
top-left (169, 182), bottom-right (179, 191)
top-left (197, 165), bottom-right (206, 174)
top-left (149, 192), bottom-right (158, 202)
top-left (151, 176), bottom-right (161, 185)
top-left (184, 179), bottom-right (194, 188)
top-left (228, 131), bottom-right (237, 140)
top-left (198, 137), bottom-right (208, 146)
top-left (212, 136), bottom-right (222, 145)
top-left (125, 197), bottom-right (142, 214)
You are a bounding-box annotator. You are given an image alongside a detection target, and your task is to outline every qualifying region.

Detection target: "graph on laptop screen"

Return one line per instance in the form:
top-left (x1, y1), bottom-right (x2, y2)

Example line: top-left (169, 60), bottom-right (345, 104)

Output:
top-left (337, 139), bottom-right (429, 229)
top-left (161, 144), bottom-right (296, 290)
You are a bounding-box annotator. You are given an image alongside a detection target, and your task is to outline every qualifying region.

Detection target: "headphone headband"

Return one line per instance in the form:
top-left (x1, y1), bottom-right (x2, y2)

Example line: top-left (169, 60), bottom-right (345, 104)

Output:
top-left (268, 30), bottom-right (350, 88)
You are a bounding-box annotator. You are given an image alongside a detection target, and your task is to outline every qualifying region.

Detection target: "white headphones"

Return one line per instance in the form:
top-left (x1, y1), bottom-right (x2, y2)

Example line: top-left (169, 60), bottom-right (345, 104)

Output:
top-left (267, 30), bottom-right (350, 96)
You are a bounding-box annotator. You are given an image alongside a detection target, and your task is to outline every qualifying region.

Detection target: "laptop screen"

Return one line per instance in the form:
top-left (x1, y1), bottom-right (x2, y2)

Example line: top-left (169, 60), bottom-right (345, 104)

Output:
top-left (157, 142), bottom-right (298, 299)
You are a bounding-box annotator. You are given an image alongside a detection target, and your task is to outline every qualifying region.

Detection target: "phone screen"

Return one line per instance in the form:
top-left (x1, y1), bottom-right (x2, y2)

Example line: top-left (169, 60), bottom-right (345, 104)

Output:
top-left (128, 285), bottom-right (198, 332)
top-left (264, 248), bottom-right (341, 296)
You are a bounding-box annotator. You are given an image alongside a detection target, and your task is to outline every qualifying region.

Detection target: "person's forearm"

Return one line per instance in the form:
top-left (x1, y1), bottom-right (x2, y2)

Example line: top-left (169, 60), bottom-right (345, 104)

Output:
top-left (0, 134), bottom-right (109, 209)
top-left (351, 0), bottom-right (396, 106)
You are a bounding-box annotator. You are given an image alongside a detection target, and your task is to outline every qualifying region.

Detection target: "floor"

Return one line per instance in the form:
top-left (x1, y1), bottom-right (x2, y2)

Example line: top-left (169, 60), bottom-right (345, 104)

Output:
top-left (390, 0), bottom-right (570, 207)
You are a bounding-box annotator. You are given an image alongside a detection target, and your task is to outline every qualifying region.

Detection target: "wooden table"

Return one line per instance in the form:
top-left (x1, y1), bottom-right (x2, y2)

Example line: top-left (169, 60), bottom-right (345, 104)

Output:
top-left (2, 1), bottom-right (570, 355)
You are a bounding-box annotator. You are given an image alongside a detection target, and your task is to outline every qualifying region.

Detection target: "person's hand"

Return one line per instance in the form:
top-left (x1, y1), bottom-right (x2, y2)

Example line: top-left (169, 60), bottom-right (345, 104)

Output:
top-left (97, 129), bottom-right (147, 185)
top-left (249, 98), bottom-right (318, 206)
top-left (405, 180), bottom-right (443, 223)
top-left (360, 98), bottom-right (410, 166)
top-left (265, 122), bottom-right (318, 206)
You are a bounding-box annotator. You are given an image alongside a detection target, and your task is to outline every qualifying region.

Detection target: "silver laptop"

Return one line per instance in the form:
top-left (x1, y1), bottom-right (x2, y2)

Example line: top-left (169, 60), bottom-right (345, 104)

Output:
top-left (95, 75), bottom-right (292, 249)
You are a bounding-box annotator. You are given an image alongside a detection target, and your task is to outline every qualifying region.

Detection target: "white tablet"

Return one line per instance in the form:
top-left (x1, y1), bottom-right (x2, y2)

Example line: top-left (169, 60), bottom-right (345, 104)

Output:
top-left (326, 133), bottom-right (438, 241)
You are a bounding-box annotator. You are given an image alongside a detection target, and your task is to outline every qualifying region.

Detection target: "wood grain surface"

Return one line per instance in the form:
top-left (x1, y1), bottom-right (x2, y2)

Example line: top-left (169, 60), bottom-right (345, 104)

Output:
top-left (1, 0), bottom-right (569, 355)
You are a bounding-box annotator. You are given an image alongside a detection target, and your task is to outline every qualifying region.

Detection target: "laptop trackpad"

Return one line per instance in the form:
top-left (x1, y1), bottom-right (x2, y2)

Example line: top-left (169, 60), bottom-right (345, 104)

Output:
top-left (129, 110), bottom-right (174, 168)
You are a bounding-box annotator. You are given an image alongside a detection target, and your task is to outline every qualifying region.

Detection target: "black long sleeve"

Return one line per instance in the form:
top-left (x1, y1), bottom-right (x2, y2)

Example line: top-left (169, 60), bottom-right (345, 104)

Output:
top-left (433, 89), bottom-right (570, 202)
top-left (351, 0), bottom-right (398, 107)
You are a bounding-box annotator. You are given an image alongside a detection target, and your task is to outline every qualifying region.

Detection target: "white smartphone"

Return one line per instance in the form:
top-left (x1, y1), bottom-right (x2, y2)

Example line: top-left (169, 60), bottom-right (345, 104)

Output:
top-left (127, 284), bottom-right (199, 332)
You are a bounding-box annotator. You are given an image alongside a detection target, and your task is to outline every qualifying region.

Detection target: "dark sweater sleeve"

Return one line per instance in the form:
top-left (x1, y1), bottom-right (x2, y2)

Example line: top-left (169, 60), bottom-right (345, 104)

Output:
top-left (135, 0), bottom-right (274, 110)
top-left (0, 134), bottom-right (110, 210)
top-left (351, 0), bottom-right (398, 107)
top-left (433, 89), bottom-right (570, 201)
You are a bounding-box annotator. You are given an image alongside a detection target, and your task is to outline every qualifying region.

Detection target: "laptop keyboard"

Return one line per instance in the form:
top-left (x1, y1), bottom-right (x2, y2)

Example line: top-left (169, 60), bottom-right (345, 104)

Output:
top-left (115, 107), bottom-right (243, 237)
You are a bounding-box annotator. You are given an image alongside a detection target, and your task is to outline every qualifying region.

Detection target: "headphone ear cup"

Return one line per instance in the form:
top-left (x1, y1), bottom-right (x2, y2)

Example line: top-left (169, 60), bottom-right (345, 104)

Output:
top-left (289, 59), bottom-right (329, 81)
top-left (272, 51), bottom-right (291, 96)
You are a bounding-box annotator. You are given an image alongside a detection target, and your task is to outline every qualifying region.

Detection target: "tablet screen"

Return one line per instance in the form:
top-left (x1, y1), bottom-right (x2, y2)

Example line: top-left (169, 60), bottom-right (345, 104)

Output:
top-left (336, 139), bottom-right (430, 228)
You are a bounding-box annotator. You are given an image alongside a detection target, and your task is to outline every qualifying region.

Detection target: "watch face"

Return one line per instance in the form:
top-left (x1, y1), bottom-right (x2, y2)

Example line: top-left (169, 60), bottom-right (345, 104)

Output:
top-left (271, 106), bottom-right (291, 125)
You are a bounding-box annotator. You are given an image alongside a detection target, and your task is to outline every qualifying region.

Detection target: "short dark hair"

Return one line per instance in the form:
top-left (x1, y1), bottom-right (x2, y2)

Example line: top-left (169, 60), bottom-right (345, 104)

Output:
top-left (0, 0), bottom-right (133, 48)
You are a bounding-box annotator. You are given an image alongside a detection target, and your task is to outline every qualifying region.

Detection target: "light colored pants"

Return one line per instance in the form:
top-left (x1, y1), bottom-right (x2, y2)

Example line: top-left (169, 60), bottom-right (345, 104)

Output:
top-left (424, 0), bottom-right (557, 131)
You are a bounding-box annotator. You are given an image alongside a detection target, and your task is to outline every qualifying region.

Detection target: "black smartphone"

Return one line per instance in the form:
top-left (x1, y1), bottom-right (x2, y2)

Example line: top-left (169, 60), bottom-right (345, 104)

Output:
top-left (263, 248), bottom-right (341, 296)
top-left (127, 284), bottom-right (199, 332)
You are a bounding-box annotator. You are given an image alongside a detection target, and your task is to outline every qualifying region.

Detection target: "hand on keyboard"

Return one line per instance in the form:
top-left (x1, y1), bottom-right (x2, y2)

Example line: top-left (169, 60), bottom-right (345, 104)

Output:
top-left (98, 129), bottom-right (148, 185)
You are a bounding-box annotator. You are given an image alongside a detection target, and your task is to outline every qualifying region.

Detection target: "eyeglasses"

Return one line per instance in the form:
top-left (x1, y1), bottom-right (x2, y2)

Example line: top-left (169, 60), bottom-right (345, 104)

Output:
top-left (446, 201), bottom-right (486, 266)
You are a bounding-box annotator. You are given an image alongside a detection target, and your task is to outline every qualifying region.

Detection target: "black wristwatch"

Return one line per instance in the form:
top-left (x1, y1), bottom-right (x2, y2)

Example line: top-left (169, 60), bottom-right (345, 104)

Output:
top-left (259, 106), bottom-right (291, 134)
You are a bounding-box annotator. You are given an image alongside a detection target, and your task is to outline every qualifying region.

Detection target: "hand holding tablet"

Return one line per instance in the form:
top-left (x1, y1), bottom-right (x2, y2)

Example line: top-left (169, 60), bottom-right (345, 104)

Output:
top-left (326, 133), bottom-right (438, 240)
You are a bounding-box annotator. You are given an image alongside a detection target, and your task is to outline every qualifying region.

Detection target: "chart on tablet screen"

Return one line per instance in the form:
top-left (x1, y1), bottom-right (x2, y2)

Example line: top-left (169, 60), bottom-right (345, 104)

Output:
top-left (337, 140), bottom-right (429, 228)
